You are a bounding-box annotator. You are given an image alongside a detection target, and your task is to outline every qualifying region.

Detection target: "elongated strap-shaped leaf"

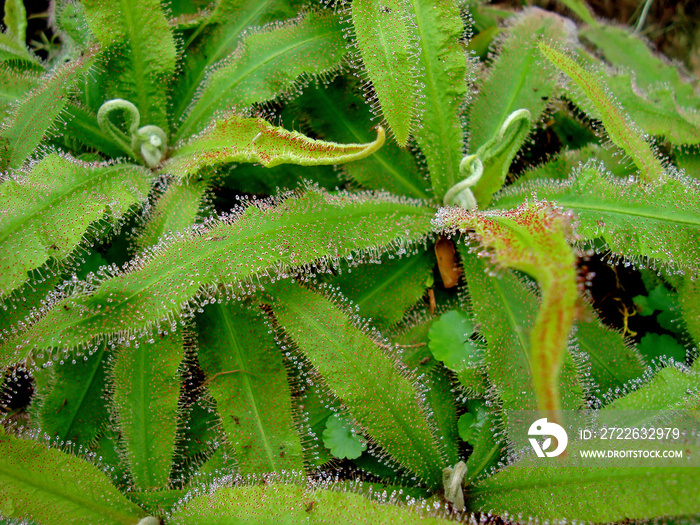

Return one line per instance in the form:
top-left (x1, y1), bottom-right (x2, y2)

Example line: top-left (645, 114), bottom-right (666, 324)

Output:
top-left (438, 201), bottom-right (580, 421)
top-left (351, 0), bottom-right (417, 146)
top-left (172, 0), bottom-right (303, 122)
top-left (3, 0), bottom-right (27, 46)
top-left (176, 11), bottom-right (346, 140)
top-left (492, 164), bottom-right (700, 274)
top-left (539, 42), bottom-right (665, 182)
top-left (0, 154), bottom-right (152, 298)
top-left (422, 368), bottom-right (460, 467)
top-left (295, 79), bottom-right (429, 199)
top-left (459, 251), bottom-right (583, 442)
top-left (0, 50), bottom-right (96, 169)
top-left (273, 282), bottom-right (446, 488)
top-left (0, 31), bottom-right (40, 69)
top-left (468, 9), bottom-right (568, 156)
top-left (35, 345), bottom-right (111, 447)
top-left (112, 329), bottom-right (185, 490)
top-left (0, 67), bottom-right (37, 121)
top-left (168, 116), bottom-right (386, 179)
top-left (136, 180), bottom-right (208, 250)
top-left (468, 442), bottom-right (700, 522)
top-left (81, 0), bottom-right (176, 129)
top-left (196, 300), bottom-right (304, 475)
top-left (327, 251), bottom-right (432, 329)
top-left (169, 483), bottom-right (456, 524)
top-left (0, 432), bottom-right (148, 525)
top-left (588, 69), bottom-right (700, 146)
top-left (605, 364), bottom-right (700, 413)
top-left (407, 0), bottom-right (468, 200)
top-left (1, 189), bottom-right (433, 356)
top-left (573, 304), bottom-right (646, 400)
top-left (580, 24), bottom-right (700, 109)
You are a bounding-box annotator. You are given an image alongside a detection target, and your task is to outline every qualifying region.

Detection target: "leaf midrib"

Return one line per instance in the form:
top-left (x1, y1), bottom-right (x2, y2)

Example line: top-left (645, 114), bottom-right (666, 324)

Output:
top-left (218, 302), bottom-right (278, 472)
top-left (178, 22), bottom-right (339, 140)
top-left (282, 294), bottom-right (443, 484)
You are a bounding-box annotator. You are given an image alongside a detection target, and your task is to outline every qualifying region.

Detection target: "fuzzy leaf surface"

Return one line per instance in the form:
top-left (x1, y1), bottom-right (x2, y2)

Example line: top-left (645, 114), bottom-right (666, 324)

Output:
top-left (492, 164), bottom-right (700, 274)
top-left (0, 432), bottom-right (147, 524)
top-left (459, 251), bottom-right (583, 442)
top-left (2, 0), bottom-right (27, 45)
top-left (171, 0), bottom-right (304, 121)
top-left (468, 443), bottom-right (700, 522)
top-left (407, 0), bottom-right (468, 199)
top-left (273, 282), bottom-right (446, 488)
top-left (539, 42), bottom-right (665, 181)
top-left (351, 0), bottom-right (417, 146)
top-left (169, 483), bottom-right (456, 524)
top-left (176, 11), bottom-right (346, 140)
top-left (168, 116), bottom-right (386, 179)
top-left (196, 300), bottom-right (304, 475)
top-left (81, 0), bottom-right (176, 129)
top-left (439, 201), bottom-right (580, 419)
top-left (112, 329), bottom-right (184, 489)
top-left (0, 154), bottom-right (152, 298)
top-left (573, 304), bottom-right (646, 399)
top-left (468, 9), bottom-right (567, 157)
top-left (327, 252), bottom-right (432, 329)
top-left (35, 345), bottom-right (111, 447)
top-left (136, 180), bottom-right (208, 250)
top-left (0, 51), bottom-right (95, 169)
top-left (1, 190), bottom-right (433, 356)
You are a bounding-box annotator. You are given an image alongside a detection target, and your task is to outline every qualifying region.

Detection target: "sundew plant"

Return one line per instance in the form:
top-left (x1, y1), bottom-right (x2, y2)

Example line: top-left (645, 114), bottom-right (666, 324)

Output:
top-left (0, 0), bottom-right (699, 523)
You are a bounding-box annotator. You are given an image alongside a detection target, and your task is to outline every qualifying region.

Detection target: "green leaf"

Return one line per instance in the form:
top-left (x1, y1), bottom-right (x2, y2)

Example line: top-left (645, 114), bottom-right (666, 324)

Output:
top-left (176, 10), bottom-right (347, 140)
top-left (2, 189), bottom-right (433, 356)
top-left (0, 50), bottom-right (96, 169)
top-left (554, 0), bottom-right (598, 26)
top-left (0, 154), bottom-right (152, 298)
top-left (171, 0), bottom-right (303, 122)
top-left (638, 333), bottom-right (686, 364)
top-left (169, 483), bottom-right (457, 524)
top-left (196, 300), bottom-right (304, 475)
top-left (0, 67), bottom-right (36, 121)
top-left (351, 0), bottom-right (417, 146)
top-left (62, 103), bottom-right (127, 158)
top-left (326, 252), bottom-right (432, 329)
top-left (605, 363), bottom-right (699, 412)
top-left (112, 329), bottom-right (185, 490)
top-left (461, 401), bottom-right (504, 485)
top-left (439, 200), bottom-right (580, 420)
top-left (322, 414), bottom-right (366, 460)
top-left (273, 282), bottom-right (446, 488)
top-left (0, 31), bottom-right (40, 69)
top-left (136, 180), bottom-right (208, 250)
top-left (579, 24), bottom-right (700, 109)
top-left (421, 367), bottom-right (461, 466)
top-left (468, 442), bottom-right (700, 522)
top-left (457, 405), bottom-right (485, 446)
top-left (81, 0), bottom-right (176, 129)
top-left (2, 0), bottom-right (27, 45)
top-left (427, 309), bottom-right (482, 376)
top-left (294, 78), bottom-right (429, 199)
top-left (0, 433), bottom-right (148, 525)
top-left (573, 305), bottom-right (646, 399)
top-left (467, 8), bottom-right (569, 181)
top-left (407, 0), bottom-right (468, 200)
top-left (492, 164), bottom-right (700, 274)
top-left (167, 115), bottom-right (386, 179)
top-left (458, 251), bottom-right (584, 440)
top-left (634, 284), bottom-right (683, 333)
top-left (34, 345), bottom-right (111, 447)
top-left (538, 42), bottom-right (666, 182)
